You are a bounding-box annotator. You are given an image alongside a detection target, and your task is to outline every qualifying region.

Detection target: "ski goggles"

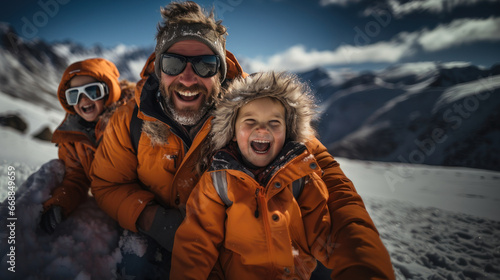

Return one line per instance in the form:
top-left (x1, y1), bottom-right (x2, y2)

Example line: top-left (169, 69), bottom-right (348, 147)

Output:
top-left (160, 53), bottom-right (220, 78)
top-left (65, 82), bottom-right (108, 106)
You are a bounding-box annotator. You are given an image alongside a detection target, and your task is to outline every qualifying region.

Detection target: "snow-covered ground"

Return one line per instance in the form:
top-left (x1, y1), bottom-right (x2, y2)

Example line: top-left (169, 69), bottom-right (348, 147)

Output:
top-left (0, 92), bottom-right (62, 167)
top-left (1, 88), bottom-right (499, 279)
top-left (341, 159), bottom-right (500, 280)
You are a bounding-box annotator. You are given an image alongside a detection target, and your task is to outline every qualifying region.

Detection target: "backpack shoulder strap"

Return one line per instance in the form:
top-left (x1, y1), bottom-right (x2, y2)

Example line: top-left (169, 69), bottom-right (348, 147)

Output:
top-left (130, 104), bottom-right (143, 154)
top-left (211, 171), bottom-right (233, 207)
top-left (211, 171), bottom-right (306, 207)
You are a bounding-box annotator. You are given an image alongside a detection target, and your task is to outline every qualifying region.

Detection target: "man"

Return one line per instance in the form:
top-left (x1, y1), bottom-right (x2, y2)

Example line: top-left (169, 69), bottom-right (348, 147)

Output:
top-left (90, 1), bottom-right (395, 279)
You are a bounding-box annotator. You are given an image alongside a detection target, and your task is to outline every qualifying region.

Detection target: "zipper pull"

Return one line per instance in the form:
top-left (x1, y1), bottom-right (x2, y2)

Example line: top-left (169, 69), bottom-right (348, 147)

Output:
top-left (254, 188), bottom-right (260, 218)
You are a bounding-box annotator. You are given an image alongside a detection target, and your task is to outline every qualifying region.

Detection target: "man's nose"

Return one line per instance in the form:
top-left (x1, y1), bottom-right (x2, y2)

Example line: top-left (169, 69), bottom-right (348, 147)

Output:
top-left (178, 62), bottom-right (197, 87)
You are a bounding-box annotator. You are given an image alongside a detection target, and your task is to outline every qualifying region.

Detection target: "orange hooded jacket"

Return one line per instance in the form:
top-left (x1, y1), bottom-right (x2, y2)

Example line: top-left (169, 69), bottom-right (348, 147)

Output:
top-left (42, 58), bottom-right (130, 217)
top-left (90, 51), bottom-right (247, 231)
top-left (171, 142), bottom-right (333, 279)
top-left (90, 52), bottom-right (395, 279)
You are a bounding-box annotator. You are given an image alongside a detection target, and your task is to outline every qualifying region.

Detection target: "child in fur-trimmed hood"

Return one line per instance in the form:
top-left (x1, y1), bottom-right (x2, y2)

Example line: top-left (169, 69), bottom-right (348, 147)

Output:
top-left (171, 71), bottom-right (334, 279)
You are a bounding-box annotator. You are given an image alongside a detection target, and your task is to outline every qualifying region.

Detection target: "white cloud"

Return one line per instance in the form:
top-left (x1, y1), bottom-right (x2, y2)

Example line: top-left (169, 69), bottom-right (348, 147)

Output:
top-left (320, 0), bottom-right (362, 6)
top-left (418, 17), bottom-right (500, 51)
top-left (242, 16), bottom-right (500, 72)
top-left (323, 0), bottom-right (498, 18)
top-left (243, 33), bottom-right (418, 72)
top-left (376, 0), bottom-right (498, 18)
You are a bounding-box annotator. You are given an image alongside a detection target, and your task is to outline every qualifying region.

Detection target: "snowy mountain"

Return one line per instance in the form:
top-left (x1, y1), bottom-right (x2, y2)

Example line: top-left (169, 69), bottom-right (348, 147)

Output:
top-left (300, 62), bottom-right (500, 172)
top-left (0, 22), bottom-right (152, 111)
top-left (1, 21), bottom-right (500, 174)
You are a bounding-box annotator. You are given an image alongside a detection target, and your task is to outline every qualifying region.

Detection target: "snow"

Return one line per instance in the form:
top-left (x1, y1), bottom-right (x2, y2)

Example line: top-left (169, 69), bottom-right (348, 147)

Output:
top-left (323, 63), bottom-right (500, 171)
top-left (0, 129), bottom-right (58, 168)
top-left (0, 160), bottom-right (121, 279)
top-left (0, 91), bottom-right (61, 167)
top-left (0, 92), bottom-right (63, 135)
top-left (1, 145), bottom-right (499, 279)
top-left (341, 158), bottom-right (500, 222)
top-left (1, 73), bottom-right (500, 279)
top-left (433, 75), bottom-right (500, 113)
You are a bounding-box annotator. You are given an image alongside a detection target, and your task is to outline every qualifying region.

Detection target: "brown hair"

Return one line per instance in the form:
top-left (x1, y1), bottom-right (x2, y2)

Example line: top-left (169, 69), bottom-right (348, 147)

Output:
top-left (154, 1), bottom-right (228, 81)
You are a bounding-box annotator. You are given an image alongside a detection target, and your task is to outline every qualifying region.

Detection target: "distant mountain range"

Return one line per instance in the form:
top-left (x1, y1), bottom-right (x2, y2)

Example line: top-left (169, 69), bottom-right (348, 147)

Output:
top-left (298, 63), bottom-right (500, 172)
top-left (0, 23), bottom-right (152, 111)
top-left (1, 22), bottom-right (499, 171)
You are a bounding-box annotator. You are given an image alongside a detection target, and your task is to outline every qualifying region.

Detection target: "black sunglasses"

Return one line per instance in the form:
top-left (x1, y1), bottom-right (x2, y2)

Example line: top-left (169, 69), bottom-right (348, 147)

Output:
top-left (160, 53), bottom-right (220, 78)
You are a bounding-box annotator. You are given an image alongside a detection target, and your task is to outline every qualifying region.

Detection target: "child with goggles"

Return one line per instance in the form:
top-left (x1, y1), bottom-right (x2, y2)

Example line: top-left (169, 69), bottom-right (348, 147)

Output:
top-left (40, 58), bottom-right (134, 234)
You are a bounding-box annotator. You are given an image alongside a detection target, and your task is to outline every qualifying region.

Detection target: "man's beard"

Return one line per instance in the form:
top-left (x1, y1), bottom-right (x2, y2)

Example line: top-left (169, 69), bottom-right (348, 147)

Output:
top-left (159, 80), bottom-right (219, 126)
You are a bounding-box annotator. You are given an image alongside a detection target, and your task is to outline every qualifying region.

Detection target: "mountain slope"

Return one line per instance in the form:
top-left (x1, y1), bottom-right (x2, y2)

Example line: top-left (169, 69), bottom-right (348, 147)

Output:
top-left (0, 23), bottom-right (151, 111)
top-left (1, 22), bottom-right (499, 171)
top-left (319, 62), bottom-right (500, 171)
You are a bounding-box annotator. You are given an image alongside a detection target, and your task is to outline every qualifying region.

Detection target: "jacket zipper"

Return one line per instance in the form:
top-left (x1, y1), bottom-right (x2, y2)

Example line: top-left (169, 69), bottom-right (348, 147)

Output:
top-left (255, 186), bottom-right (277, 275)
top-left (254, 188), bottom-right (260, 218)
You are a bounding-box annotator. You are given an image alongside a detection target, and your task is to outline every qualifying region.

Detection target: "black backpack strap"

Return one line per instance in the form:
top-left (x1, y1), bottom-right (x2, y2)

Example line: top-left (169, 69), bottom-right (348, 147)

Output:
top-left (130, 104), bottom-right (143, 154)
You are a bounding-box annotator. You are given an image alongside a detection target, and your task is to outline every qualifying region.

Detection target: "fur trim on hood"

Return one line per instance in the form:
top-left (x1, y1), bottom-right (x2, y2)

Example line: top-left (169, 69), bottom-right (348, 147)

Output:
top-left (98, 80), bottom-right (135, 129)
top-left (211, 71), bottom-right (318, 155)
top-left (142, 120), bottom-right (171, 147)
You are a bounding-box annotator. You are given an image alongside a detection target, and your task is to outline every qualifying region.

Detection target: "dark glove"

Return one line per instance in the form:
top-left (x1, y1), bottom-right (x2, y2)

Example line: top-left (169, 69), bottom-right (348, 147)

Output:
top-left (138, 206), bottom-right (184, 252)
top-left (40, 205), bottom-right (63, 234)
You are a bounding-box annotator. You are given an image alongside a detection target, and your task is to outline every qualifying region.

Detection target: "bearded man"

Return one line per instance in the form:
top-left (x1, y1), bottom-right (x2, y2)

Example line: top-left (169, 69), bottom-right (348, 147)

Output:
top-left (90, 1), bottom-right (395, 279)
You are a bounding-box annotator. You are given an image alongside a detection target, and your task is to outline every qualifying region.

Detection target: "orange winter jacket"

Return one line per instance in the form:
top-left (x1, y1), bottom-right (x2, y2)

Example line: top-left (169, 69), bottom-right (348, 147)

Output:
top-left (91, 52), bottom-right (395, 279)
top-left (43, 116), bottom-right (103, 217)
top-left (171, 142), bottom-right (333, 279)
top-left (90, 51), bottom-right (248, 231)
top-left (305, 138), bottom-right (395, 280)
top-left (43, 58), bottom-right (126, 217)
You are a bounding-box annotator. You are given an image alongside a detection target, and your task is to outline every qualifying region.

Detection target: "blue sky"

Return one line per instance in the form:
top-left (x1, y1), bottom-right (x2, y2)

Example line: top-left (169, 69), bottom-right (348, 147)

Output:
top-left (2, 0), bottom-right (500, 72)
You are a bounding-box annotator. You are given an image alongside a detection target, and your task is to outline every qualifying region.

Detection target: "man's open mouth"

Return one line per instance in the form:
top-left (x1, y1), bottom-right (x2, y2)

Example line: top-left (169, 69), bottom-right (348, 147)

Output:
top-left (81, 104), bottom-right (96, 113)
top-left (176, 91), bottom-right (201, 102)
top-left (251, 140), bottom-right (271, 154)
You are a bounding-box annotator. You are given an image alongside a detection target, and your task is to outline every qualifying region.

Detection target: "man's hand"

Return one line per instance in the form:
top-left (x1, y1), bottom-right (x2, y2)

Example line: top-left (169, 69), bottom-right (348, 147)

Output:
top-left (137, 204), bottom-right (185, 252)
top-left (137, 204), bottom-right (159, 231)
top-left (40, 205), bottom-right (63, 234)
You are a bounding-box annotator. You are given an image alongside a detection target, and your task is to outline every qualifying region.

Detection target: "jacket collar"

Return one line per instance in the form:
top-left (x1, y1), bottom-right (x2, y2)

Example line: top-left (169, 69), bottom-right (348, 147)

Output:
top-left (52, 113), bottom-right (98, 146)
top-left (210, 140), bottom-right (307, 186)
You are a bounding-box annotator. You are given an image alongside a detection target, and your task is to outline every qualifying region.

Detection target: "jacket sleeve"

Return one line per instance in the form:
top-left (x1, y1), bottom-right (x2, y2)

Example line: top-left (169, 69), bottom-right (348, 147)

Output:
top-left (42, 142), bottom-right (90, 217)
top-left (90, 103), bottom-right (155, 232)
top-left (306, 137), bottom-right (395, 280)
top-left (170, 173), bottom-right (226, 280)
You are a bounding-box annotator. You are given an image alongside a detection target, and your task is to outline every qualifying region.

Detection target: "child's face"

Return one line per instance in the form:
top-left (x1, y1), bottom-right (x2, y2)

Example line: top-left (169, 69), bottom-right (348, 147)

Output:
top-left (69, 75), bottom-right (105, 122)
top-left (233, 97), bottom-right (286, 168)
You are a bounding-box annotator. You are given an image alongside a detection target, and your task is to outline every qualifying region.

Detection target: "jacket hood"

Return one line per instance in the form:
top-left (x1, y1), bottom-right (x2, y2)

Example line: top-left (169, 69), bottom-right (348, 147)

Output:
top-left (210, 71), bottom-right (317, 153)
top-left (52, 79), bottom-right (135, 145)
top-left (57, 58), bottom-right (121, 114)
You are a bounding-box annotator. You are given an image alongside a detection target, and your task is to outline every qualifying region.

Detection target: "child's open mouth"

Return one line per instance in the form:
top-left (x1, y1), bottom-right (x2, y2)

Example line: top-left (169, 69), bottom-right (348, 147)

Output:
top-left (81, 104), bottom-right (96, 113)
top-left (251, 140), bottom-right (270, 154)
